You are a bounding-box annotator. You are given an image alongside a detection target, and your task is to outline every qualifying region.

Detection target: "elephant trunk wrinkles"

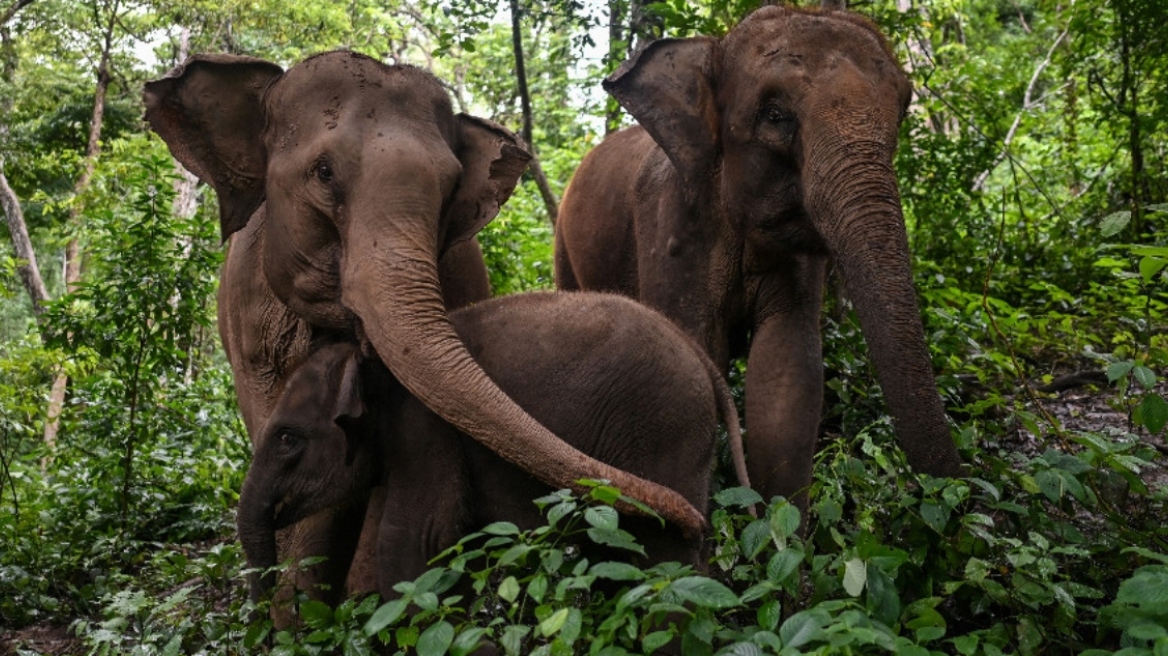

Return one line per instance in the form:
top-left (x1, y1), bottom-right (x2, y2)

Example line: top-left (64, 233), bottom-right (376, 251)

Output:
top-left (809, 145), bottom-right (963, 478)
top-left (238, 463), bottom-right (279, 601)
top-left (341, 199), bottom-right (707, 537)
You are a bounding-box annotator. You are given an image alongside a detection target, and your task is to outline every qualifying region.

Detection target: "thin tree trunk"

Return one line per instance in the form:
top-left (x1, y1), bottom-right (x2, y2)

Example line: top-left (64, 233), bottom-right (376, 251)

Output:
top-left (605, 0), bottom-right (626, 135)
top-left (508, 0), bottom-right (558, 224)
top-left (0, 162), bottom-right (49, 317)
top-left (171, 27), bottom-right (198, 222)
top-left (627, 0), bottom-right (660, 53)
top-left (44, 0), bottom-right (119, 451)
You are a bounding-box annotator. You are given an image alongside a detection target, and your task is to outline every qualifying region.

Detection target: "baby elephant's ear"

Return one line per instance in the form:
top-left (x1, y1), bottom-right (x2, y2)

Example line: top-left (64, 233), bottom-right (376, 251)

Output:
top-left (332, 350), bottom-right (367, 465)
top-left (143, 54), bottom-right (283, 241)
top-left (440, 114), bottom-right (532, 255)
top-left (333, 351), bottom-right (366, 425)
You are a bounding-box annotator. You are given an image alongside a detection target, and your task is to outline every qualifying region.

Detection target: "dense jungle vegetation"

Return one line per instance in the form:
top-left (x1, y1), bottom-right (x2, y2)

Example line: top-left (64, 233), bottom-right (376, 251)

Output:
top-left (1, 0), bottom-right (1167, 653)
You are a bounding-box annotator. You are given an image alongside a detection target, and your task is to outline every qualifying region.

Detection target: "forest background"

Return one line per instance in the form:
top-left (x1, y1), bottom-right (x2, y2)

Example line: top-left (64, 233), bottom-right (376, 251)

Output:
top-left (1, 0), bottom-right (1167, 654)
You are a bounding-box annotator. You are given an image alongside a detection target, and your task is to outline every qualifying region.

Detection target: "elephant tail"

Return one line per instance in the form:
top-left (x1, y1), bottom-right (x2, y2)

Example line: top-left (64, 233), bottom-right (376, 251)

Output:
top-left (705, 359), bottom-right (752, 497)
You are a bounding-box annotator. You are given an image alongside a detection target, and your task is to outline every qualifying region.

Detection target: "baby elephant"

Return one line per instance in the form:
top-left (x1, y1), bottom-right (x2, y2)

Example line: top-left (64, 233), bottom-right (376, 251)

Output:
top-left (237, 291), bottom-right (747, 602)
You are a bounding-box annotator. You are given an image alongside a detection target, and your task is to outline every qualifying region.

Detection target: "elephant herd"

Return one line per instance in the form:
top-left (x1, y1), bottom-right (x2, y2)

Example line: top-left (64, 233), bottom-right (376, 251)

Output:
top-left (143, 2), bottom-right (963, 618)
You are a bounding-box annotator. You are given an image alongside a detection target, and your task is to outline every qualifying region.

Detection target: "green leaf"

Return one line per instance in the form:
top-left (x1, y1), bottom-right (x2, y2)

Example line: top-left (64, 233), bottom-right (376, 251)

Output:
top-left (866, 565), bottom-right (901, 627)
top-left (1134, 366), bottom-right (1158, 389)
top-left (1100, 210), bottom-right (1132, 237)
top-left (920, 501), bottom-right (950, 533)
top-left (539, 608), bottom-right (570, 637)
top-left (757, 600), bottom-right (781, 631)
top-left (481, 522), bottom-right (520, 536)
top-left (1137, 394), bottom-right (1168, 434)
top-left (1116, 567), bottom-right (1168, 607)
top-left (720, 642), bottom-right (764, 656)
top-left (498, 576), bottom-right (520, 603)
top-left (740, 520), bottom-right (771, 559)
top-left (586, 527), bottom-right (646, 555)
top-left (770, 503), bottom-right (801, 539)
top-left (714, 486), bottom-right (764, 509)
top-left (299, 600), bottom-right (333, 630)
top-left (1035, 469), bottom-right (1065, 502)
top-left (952, 634), bottom-right (979, 655)
top-left (1140, 257), bottom-right (1168, 282)
top-left (418, 621), bottom-right (455, 656)
top-left (1108, 361), bottom-right (1135, 382)
top-left (500, 625), bottom-right (530, 656)
top-left (590, 561), bottom-right (647, 581)
top-left (244, 623), bottom-right (270, 648)
top-left (667, 576), bottom-right (740, 609)
top-left (779, 609), bottom-right (827, 649)
top-left (450, 627), bottom-right (489, 656)
top-left (843, 558), bottom-right (867, 597)
top-left (643, 630), bottom-right (675, 653)
top-left (585, 506), bottom-right (619, 531)
top-left (766, 548), bottom-right (802, 584)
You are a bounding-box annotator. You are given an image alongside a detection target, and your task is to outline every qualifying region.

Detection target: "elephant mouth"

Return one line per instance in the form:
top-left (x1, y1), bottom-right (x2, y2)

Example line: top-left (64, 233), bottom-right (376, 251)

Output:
top-left (272, 500), bottom-right (295, 530)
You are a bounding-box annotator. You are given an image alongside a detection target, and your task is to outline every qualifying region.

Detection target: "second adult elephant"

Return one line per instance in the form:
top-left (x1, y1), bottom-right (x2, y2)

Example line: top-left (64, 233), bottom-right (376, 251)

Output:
top-left (555, 3), bottom-right (963, 506)
top-left (238, 292), bottom-right (749, 601)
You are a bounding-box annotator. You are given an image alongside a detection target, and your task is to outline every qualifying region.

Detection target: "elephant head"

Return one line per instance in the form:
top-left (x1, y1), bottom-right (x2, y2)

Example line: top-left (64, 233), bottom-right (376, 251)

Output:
top-left (236, 343), bottom-right (378, 600)
top-left (144, 51), bottom-right (706, 533)
top-left (604, 6), bottom-right (962, 476)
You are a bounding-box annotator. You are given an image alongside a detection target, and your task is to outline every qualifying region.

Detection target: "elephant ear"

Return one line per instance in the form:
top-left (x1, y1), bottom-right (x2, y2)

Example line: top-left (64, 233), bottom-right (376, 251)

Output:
top-left (331, 349), bottom-right (367, 464)
top-left (604, 37), bottom-right (718, 192)
top-left (143, 54), bottom-right (283, 241)
top-left (440, 114), bottom-right (532, 254)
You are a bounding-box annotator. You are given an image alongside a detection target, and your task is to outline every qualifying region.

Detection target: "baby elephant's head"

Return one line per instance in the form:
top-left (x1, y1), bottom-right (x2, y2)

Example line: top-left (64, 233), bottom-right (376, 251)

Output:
top-left (237, 342), bottom-right (380, 598)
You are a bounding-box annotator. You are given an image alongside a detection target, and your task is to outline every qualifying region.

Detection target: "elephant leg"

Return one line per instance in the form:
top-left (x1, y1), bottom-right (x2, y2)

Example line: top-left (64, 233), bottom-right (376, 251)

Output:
top-left (378, 409), bottom-right (468, 596)
top-left (346, 486), bottom-right (385, 596)
top-left (745, 262), bottom-right (826, 513)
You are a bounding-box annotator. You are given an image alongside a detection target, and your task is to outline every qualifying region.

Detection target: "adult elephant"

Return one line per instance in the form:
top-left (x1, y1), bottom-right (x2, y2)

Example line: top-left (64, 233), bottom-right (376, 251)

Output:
top-left (554, 3), bottom-right (963, 507)
top-left (145, 51), bottom-right (705, 604)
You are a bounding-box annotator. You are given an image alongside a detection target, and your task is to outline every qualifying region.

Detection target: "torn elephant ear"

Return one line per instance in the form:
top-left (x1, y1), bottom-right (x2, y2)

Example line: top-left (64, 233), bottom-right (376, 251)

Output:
top-left (439, 114), bottom-right (532, 256)
top-left (603, 37), bottom-right (719, 193)
top-left (143, 54), bottom-right (283, 241)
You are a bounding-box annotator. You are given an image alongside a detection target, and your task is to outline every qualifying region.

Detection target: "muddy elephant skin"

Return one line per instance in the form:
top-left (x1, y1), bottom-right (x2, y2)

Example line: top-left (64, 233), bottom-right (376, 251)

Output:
top-left (554, 4), bottom-right (964, 507)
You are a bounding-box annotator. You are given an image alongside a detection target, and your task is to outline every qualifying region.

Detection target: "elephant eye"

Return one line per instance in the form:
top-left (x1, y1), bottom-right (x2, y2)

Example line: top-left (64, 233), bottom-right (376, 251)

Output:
top-left (762, 106), bottom-right (794, 124)
top-left (314, 161), bottom-right (334, 184)
top-left (276, 430), bottom-right (303, 452)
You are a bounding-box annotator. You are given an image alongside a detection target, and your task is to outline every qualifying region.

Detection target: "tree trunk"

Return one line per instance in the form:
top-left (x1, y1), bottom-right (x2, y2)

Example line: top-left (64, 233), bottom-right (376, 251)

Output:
top-left (44, 0), bottom-right (118, 451)
top-left (605, 0), bottom-right (627, 135)
top-left (508, 0), bottom-right (558, 224)
top-left (0, 0), bottom-right (35, 27)
top-left (0, 161), bottom-right (49, 317)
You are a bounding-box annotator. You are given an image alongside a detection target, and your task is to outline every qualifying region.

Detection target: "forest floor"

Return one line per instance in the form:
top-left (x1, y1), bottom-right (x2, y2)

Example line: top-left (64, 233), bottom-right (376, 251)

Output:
top-left (1, 380), bottom-right (1164, 656)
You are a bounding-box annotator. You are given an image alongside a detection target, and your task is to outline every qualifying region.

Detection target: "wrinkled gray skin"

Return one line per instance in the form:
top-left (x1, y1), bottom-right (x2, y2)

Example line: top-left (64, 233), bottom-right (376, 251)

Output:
top-left (144, 51), bottom-right (704, 615)
top-left (554, 4), bottom-right (963, 508)
top-left (238, 292), bottom-right (749, 602)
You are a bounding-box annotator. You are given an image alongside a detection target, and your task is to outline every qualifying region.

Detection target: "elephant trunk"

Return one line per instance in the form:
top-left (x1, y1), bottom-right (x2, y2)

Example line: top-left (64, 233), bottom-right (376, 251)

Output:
top-left (237, 461), bottom-right (279, 602)
top-left (809, 140), bottom-right (963, 477)
top-left (341, 184), bottom-right (707, 536)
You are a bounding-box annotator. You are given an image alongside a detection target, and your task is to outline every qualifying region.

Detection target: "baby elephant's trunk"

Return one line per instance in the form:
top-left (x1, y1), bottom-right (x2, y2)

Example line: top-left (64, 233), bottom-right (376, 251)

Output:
top-left (237, 466), bottom-right (279, 602)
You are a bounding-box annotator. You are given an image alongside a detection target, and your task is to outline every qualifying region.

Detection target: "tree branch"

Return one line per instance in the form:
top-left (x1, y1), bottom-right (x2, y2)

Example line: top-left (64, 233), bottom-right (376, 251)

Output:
top-left (972, 25), bottom-right (1069, 190)
top-left (0, 0), bottom-right (34, 28)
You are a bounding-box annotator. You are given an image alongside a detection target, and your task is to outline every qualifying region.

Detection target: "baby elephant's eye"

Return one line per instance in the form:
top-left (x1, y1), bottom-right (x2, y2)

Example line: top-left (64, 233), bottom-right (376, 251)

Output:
top-left (276, 430), bottom-right (302, 451)
top-left (315, 161), bottom-right (334, 183)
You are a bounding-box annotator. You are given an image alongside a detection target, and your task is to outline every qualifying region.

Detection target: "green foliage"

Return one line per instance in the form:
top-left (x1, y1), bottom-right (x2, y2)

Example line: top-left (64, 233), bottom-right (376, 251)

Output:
top-left (2, 1), bottom-right (1168, 654)
top-left (0, 148), bottom-right (242, 627)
